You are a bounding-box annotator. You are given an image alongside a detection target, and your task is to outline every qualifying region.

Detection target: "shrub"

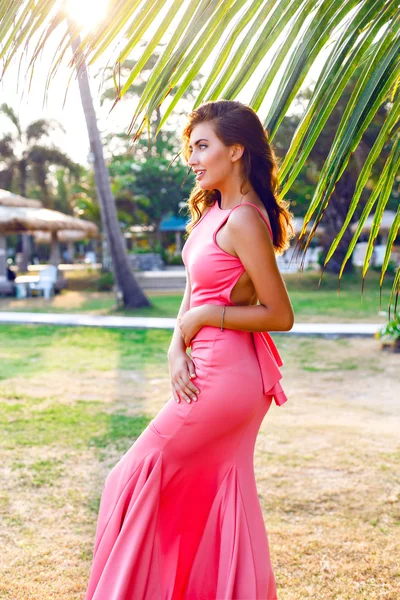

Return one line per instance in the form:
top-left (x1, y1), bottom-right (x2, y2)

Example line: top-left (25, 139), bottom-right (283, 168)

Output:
top-left (96, 271), bottom-right (114, 291)
top-left (375, 313), bottom-right (400, 351)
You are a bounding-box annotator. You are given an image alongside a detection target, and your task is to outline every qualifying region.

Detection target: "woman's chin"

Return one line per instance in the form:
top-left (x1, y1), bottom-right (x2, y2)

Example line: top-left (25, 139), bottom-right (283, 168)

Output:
top-left (197, 180), bottom-right (211, 190)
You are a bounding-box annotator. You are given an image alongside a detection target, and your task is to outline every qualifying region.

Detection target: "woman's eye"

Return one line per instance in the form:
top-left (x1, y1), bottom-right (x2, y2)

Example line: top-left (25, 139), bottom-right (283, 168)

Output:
top-left (188, 144), bottom-right (207, 154)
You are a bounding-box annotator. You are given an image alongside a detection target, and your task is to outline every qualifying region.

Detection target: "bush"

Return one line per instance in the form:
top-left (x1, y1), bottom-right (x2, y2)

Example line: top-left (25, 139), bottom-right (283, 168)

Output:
top-left (164, 254), bottom-right (184, 266)
top-left (96, 271), bottom-right (114, 291)
top-left (375, 313), bottom-right (400, 351)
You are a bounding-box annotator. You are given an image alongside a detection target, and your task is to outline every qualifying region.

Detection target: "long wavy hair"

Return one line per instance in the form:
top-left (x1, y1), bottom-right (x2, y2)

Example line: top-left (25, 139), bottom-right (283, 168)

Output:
top-left (181, 100), bottom-right (294, 254)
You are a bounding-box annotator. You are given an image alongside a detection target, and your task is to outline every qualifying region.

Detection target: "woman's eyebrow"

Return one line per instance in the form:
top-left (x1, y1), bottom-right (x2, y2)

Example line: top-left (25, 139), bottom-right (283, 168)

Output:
top-left (188, 138), bottom-right (209, 148)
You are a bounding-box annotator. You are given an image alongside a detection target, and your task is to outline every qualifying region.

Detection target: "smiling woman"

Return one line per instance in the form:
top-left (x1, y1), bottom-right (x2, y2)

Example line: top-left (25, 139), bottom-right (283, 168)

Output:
top-left (84, 99), bottom-right (294, 600)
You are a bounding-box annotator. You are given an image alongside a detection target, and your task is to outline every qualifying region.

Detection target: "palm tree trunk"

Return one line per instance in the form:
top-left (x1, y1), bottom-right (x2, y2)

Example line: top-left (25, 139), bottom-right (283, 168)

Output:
top-left (69, 27), bottom-right (150, 308)
top-left (19, 158), bottom-right (30, 272)
top-left (20, 233), bottom-right (30, 272)
top-left (49, 231), bottom-right (61, 266)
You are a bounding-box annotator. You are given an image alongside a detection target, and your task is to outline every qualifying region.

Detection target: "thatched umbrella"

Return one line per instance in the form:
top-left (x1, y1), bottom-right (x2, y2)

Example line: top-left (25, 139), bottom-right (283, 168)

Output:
top-left (0, 205), bottom-right (98, 282)
top-left (0, 190), bottom-right (45, 274)
top-left (0, 205), bottom-right (98, 235)
top-left (33, 229), bottom-right (94, 243)
top-left (33, 228), bottom-right (99, 262)
top-left (0, 189), bottom-right (43, 209)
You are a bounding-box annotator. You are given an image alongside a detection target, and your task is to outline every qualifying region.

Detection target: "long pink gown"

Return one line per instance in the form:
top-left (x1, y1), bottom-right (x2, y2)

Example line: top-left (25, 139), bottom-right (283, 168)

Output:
top-left (85, 200), bottom-right (287, 599)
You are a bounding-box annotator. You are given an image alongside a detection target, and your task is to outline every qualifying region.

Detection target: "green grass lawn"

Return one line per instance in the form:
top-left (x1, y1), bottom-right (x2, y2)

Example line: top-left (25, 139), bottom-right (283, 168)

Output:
top-left (0, 324), bottom-right (399, 599)
top-left (1, 268), bottom-right (395, 322)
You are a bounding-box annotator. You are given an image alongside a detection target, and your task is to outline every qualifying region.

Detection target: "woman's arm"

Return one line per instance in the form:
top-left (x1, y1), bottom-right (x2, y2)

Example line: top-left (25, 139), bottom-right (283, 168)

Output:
top-left (168, 270), bottom-right (201, 403)
top-left (200, 205), bottom-right (294, 333)
top-left (199, 302), bottom-right (293, 333)
top-left (168, 268), bottom-right (192, 356)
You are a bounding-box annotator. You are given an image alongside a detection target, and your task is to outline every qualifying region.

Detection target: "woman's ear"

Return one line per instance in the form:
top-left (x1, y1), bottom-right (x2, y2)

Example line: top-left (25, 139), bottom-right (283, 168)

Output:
top-left (231, 143), bottom-right (245, 162)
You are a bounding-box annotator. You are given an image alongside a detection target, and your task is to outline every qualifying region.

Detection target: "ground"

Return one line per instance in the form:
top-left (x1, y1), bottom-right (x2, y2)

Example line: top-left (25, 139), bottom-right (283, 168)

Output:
top-left (0, 269), bottom-right (395, 323)
top-left (0, 326), bottom-right (398, 599)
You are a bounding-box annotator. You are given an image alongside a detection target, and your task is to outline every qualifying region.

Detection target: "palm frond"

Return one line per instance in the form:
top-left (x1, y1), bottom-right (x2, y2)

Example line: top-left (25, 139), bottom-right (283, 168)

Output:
top-left (0, 0), bottom-right (399, 302)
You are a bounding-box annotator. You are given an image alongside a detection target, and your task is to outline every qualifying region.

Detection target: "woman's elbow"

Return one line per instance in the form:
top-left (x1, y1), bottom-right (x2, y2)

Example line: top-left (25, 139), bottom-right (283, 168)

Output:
top-left (260, 302), bottom-right (294, 332)
top-left (279, 309), bottom-right (295, 331)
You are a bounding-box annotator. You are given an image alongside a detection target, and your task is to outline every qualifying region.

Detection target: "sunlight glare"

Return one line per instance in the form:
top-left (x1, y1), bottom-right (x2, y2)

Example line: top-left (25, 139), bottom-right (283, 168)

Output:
top-left (65, 0), bottom-right (109, 30)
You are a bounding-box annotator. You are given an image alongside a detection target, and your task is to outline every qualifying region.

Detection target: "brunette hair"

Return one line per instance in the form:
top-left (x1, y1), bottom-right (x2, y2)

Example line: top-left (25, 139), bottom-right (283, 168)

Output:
top-left (181, 100), bottom-right (294, 254)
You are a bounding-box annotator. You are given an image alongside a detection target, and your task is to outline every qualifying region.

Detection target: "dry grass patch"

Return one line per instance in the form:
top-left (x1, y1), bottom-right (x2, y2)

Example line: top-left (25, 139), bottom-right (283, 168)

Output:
top-left (0, 327), bottom-right (398, 599)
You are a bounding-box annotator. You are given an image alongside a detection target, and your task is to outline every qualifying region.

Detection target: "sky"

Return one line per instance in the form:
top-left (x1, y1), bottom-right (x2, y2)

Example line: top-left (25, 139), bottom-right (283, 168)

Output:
top-left (0, 0), bottom-right (328, 167)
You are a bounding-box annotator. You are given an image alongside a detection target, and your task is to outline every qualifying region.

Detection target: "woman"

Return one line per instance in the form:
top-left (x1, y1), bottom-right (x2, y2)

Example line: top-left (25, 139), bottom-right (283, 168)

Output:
top-left (85, 100), bottom-right (294, 600)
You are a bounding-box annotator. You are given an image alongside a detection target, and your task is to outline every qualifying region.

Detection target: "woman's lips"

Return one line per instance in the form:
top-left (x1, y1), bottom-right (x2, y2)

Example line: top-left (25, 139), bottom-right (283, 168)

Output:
top-left (195, 170), bottom-right (206, 180)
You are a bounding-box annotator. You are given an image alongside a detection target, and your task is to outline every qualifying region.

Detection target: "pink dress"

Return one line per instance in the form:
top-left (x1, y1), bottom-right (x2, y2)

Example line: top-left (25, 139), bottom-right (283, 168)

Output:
top-left (85, 200), bottom-right (287, 600)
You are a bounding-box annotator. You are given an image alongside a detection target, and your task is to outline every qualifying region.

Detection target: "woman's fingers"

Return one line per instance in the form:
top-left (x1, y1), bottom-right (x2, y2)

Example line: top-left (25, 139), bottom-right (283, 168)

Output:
top-left (172, 379), bottom-right (189, 404)
top-left (172, 384), bottom-right (180, 403)
top-left (184, 362), bottom-right (200, 398)
top-left (175, 377), bottom-right (192, 403)
top-left (186, 375), bottom-right (200, 396)
top-left (175, 373), bottom-right (199, 403)
top-left (171, 360), bottom-right (200, 404)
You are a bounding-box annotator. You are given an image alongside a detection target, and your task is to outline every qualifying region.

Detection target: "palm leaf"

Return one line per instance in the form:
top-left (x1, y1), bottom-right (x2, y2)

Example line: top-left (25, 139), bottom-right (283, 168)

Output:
top-left (362, 136), bottom-right (400, 280)
top-left (380, 205), bottom-right (400, 289)
top-left (388, 264), bottom-right (400, 318)
top-left (264, 0), bottom-right (361, 138)
top-left (128, 0), bottom-right (223, 136)
top-left (336, 135), bottom-right (400, 278)
top-left (193, 0), bottom-right (267, 109)
top-left (279, 1), bottom-right (396, 191)
top-left (156, 0), bottom-right (252, 133)
top-left (323, 93), bottom-right (400, 266)
top-left (213, 0), bottom-right (304, 104)
top-left (303, 26), bottom-right (400, 230)
top-left (0, 0), bottom-right (399, 304)
top-left (0, 103), bottom-right (22, 137)
top-left (251, 0), bottom-right (318, 112)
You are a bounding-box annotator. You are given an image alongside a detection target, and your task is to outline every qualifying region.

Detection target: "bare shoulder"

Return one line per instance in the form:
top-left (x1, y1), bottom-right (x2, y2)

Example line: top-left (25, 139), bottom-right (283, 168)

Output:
top-left (228, 201), bottom-right (272, 233)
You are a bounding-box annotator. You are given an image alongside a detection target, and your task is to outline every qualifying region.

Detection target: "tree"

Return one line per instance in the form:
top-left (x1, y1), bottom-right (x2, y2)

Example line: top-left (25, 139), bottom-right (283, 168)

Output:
top-left (1, 0), bottom-right (399, 303)
top-left (100, 53), bottom-right (203, 237)
top-left (274, 79), bottom-right (396, 274)
top-left (107, 131), bottom-right (194, 239)
top-left (0, 103), bottom-right (79, 269)
top-left (68, 27), bottom-right (151, 308)
top-left (0, 105), bottom-right (78, 201)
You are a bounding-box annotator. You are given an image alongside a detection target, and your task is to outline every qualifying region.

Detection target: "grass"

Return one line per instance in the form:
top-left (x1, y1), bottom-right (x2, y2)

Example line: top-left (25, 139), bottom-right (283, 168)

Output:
top-left (0, 324), bottom-right (399, 598)
top-left (0, 325), bottom-right (173, 379)
top-left (0, 398), bottom-right (151, 450)
top-left (0, 269), bottom-right (395, 322)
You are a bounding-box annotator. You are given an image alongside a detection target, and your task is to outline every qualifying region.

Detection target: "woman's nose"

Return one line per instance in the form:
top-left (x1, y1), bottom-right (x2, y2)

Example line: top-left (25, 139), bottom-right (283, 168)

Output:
top-left (188, 153), bottom-right (197, 167)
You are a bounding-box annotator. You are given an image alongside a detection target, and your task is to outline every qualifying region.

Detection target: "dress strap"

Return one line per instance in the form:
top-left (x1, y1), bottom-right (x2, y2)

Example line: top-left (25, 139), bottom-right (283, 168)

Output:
top-left (230, 202), bottom-right (273, 239)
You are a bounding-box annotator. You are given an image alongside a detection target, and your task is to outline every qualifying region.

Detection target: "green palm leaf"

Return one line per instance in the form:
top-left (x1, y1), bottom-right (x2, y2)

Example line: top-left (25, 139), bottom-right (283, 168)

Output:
top-left (323, 94), bottom-right (400, 267)
top-left (380, 206), bottom-right (400, 290)
top-left (0, 0), bottom-right (398, 303)
top-left (279, 1), bottom-right (397, 191)
top-left (362, 136), bottom-right (400, 279)
top-left (336, 135), bottom-right (400, 278)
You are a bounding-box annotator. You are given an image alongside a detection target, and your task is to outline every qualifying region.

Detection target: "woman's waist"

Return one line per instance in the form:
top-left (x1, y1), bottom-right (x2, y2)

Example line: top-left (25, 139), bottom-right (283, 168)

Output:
top-left (189, 325), bottom-right (254, 348)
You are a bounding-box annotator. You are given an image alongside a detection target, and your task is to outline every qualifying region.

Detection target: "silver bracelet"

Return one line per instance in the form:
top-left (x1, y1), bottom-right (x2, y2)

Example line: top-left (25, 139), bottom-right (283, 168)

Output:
top-left (220, 305), bottom-right (226, 331)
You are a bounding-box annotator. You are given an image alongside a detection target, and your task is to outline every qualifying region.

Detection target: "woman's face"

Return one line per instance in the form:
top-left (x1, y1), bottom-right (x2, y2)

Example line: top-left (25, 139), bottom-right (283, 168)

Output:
top-left (187, 122), bottom-right (240, 190)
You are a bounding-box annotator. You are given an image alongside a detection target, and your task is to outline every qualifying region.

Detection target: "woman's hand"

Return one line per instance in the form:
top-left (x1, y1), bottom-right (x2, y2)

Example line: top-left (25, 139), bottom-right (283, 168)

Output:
top-left (168, 350), bottom-right (200, 403)
top-left (177, 306), bottom-right (207, 348)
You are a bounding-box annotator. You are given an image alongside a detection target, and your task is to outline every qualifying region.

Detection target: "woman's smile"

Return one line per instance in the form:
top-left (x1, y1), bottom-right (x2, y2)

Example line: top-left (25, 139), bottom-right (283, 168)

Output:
top-left (195, 170), bottom-right (206, 180)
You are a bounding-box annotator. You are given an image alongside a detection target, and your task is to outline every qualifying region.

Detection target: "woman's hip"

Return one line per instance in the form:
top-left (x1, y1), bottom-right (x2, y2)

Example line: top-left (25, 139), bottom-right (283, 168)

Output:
top-left (189, 327), bottom-right (264, 396)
